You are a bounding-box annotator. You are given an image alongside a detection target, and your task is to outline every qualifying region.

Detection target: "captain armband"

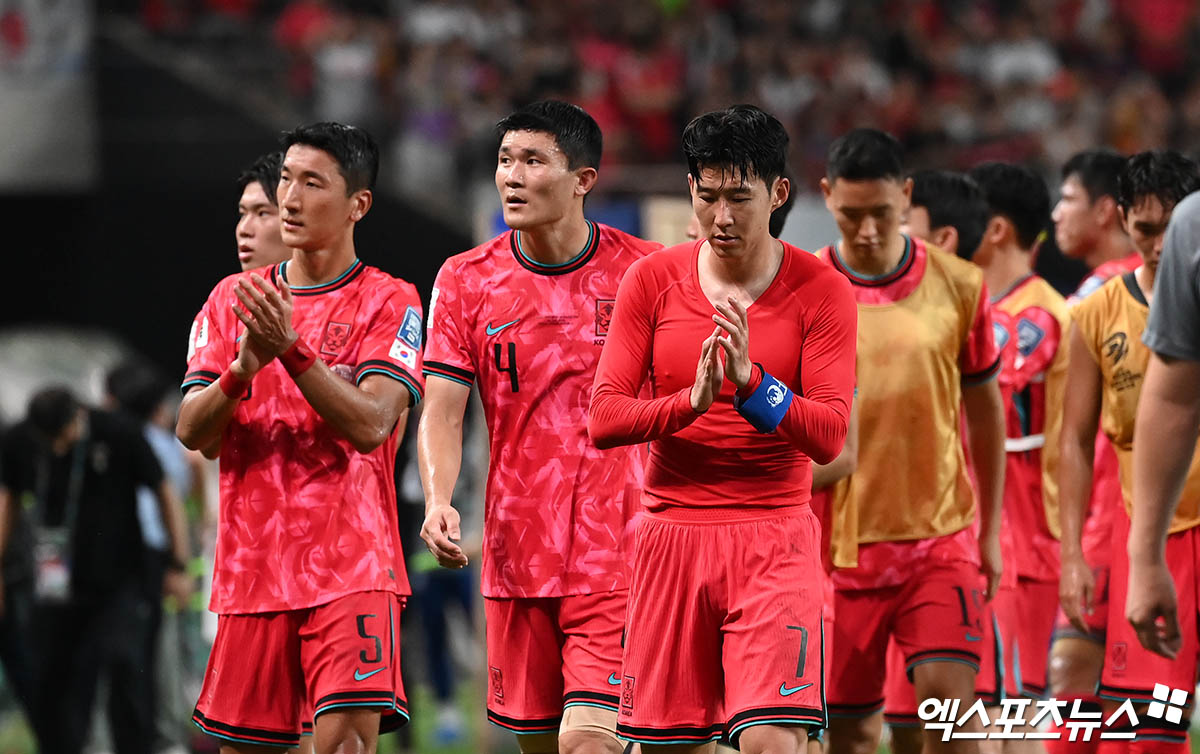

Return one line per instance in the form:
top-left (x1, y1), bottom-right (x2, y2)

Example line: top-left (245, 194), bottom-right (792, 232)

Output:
top-left (732, 363), bottom-right (794, 433)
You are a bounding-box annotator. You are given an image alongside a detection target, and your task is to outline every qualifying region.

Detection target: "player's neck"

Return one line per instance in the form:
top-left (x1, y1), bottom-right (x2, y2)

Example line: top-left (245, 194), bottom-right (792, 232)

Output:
top-left (515, 215), bottom-right (592, 267)
top-left (286, 244), bottom-right (358, 287)
top-left (983, 247), bottom-right (1032, 300)
top-left (699, 234), bottom-right (782, 298)
top-left (838, 232), bottom-right (907, 278)
top-left (1135, 263), bottom-right (1155, 305)
top-left (1086, 229), bottom-right (1134, 270)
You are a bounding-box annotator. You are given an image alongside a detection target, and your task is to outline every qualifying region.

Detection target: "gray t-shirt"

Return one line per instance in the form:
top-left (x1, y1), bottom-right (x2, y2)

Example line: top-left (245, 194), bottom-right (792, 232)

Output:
top-left (1144, 191), bottom-right (1200, 361)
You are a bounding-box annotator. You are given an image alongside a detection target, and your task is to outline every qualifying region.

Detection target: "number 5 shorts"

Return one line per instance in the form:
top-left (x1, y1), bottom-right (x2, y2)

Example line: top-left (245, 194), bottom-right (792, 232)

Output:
top-left (193, 590), bottom-right (407, 748)
top-left (617, 506), bottom-right (826, 749)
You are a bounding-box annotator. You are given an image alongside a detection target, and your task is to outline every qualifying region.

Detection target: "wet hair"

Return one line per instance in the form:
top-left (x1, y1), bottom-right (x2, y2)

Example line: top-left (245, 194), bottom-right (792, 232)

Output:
top-left (280, 122), bottom-right (379, 194)
top-left (1117, 150), bottom-right (1200, 213)
top-left (27, 387), bottom-right (81, 442)
top-left (236, 151), bottom-right (283, 206)
top-left (909, 170), bottom-right (990, 259)
top-left (969, 162), bottom-right (1052, 250)
top-left (682, 105), bottom-right (789, 189)
top-left (826, 128), bottom-right (904, 183)
top-left (495, 100), bottom-right (603, 170)
top-left (1061, 149), bottom-right (1125, 203)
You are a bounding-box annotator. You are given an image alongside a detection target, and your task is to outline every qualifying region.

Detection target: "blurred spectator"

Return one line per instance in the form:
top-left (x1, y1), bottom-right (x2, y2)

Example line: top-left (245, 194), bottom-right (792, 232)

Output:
top-left (1, 387), bottom-right (190, 754)
top-left (0, 430), bottom-right (36, 720)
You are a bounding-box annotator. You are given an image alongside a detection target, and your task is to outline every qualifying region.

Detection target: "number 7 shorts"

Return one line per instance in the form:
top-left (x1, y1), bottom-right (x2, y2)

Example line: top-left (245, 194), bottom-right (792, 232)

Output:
top-left (193, 590), bottom-right (407, 748)
top-left (617, 507), bottom-right (827, 749)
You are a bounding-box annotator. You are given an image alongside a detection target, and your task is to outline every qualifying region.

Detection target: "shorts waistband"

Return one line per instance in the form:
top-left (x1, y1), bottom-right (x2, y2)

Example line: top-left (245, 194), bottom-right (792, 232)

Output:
top-left (644, 504), bottom-right (808, 525)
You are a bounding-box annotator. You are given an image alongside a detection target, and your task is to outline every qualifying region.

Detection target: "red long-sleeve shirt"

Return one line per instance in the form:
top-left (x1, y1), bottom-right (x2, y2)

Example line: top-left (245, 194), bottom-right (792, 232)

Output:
top-left (588, 240), bottom-right (857, 511)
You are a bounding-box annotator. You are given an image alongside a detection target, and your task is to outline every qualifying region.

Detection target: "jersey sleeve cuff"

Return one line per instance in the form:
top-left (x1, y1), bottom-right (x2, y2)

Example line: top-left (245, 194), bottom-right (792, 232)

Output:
top-left (961, 355), bottom-right (1002, 386)
top-left (1142, 330), bottom-right (1200, 363)
top-left (356, 360), bottom-right (424, 406)
top-left (181, 369), bottom-right (221, 394)
top-left (423, 360), bottom-right (475, 388)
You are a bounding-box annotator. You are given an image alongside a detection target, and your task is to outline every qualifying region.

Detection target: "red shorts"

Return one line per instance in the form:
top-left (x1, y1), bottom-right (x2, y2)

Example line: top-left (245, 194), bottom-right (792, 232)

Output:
top-left (1100, 513), bottom-right (1199, 728)
top-left (193, 591), bottom-right (406, 748)
top-left (883, 583), bottom-right (1017, 726)
top-left (618, 508), bottom-right (826, 748)
top-left (828, 558), bottom-right (985, 716)
top-left (484, 590), bottom-right (626, 734)
top-left (1012, 578), bottom-right (1057, 698)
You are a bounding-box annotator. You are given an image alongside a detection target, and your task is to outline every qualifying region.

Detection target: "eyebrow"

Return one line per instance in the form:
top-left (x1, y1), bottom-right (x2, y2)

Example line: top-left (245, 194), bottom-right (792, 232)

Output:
top-left (498, 146), bottom-right (549, 160)
top-left (281, 165), bottom-right (327, 182)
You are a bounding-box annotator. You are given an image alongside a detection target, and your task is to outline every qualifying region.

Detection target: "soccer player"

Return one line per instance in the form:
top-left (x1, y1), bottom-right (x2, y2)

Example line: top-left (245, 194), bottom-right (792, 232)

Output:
top-left (589, 104), bottom-right (856, 754)
top-left (1126, 195), bottom-right (1200, 655)
top-left (1060, 150), bottom-right (1200, 753)
top-left (816, 129), bottom-right (1006, 754)
top-left (418, 100), bottom-right (659, 754)
top-left (686, 171), bottom-right (796, 242)
top-left (1048, 149), bottom-right (1136, 752)
top-left (884, 168), bottom-right (1003, 754)
top-left (176, 122), bottom-right (421, 752)
top-left (235, 151), bottom-right (291, 271)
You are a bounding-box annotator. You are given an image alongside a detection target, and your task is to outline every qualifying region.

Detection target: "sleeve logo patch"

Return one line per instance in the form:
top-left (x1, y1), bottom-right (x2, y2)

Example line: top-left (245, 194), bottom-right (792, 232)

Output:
top-left (389, 340), bottom-right (418, 370)
top-left (992, 321), bottom-right (1010, 350)
top-left (399, 306), bottom-right (423, 349)
top-left (188, 316), bottom-right (209, 360)
top-left (427, 287), bottom-right (440, 330)
top-left (1016, 318), bottom-right (1045, 357)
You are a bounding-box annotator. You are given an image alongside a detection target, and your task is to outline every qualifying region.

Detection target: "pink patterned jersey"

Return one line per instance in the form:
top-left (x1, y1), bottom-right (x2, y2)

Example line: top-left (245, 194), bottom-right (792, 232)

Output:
top-left (422, 222), bottom-right (660, 599)
top-left (182, 259), bottom-right (423, 614)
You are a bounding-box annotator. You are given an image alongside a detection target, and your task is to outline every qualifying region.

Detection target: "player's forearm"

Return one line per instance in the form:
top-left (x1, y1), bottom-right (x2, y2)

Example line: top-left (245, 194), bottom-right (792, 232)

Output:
top-left (1129, 356), bottom-right (1200, 565)
top-left (417, 412), bottom-right (464, 513)
top-left (293, 362), bottom-right (407, 454)
top-left (964, 379), bottom-right (1005, 536)
top-left (176, 383), bottom-right (241, 451)
top-left (811, 399), bottom-right (858, 489)
top-left (776, 396), bottom-right (850, 464)
top-left (588, 387), bottom-right (700, 449)
top-left (1058, 429), bottom-right (1095, 556)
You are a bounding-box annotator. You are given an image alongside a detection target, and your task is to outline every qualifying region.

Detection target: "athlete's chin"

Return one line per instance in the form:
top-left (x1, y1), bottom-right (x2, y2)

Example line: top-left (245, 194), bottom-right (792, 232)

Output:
top-left (502, 208), bottom-right (542, 231)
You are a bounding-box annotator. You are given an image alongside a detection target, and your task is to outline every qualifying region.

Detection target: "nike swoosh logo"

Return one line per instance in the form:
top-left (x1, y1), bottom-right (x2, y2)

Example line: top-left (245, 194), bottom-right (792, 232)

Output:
top-left (779, 682), bottom-right (813, 696)
top-left (486, 319), bottom-right (520, 336)
top-left (607, 673), bottom-right (622, 686)
top-left (354, 667), bottom-right (385, 681)
top-left (965, 632), bottom-right (983, 642)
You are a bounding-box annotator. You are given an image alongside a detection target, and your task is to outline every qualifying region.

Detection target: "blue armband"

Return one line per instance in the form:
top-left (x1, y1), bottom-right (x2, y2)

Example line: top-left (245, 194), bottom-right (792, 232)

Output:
top-left (733, 369), bottom-right (794, 433)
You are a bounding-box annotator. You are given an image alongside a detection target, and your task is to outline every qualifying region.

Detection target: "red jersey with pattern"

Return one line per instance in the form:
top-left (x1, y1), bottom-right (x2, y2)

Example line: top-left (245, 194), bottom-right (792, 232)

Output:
top-left (991, 275), bottom-right (1070, 581)
top-left (182, 259), bottom-right (423, 614)
top-left (815, 238), bottom-right (1001, 590)
top-left (588, 240), bottom-right (857, 512)
top-left (1069, 253), bottom-right (1140, 557)
top-left (422, 222), bottom-right (660, 599)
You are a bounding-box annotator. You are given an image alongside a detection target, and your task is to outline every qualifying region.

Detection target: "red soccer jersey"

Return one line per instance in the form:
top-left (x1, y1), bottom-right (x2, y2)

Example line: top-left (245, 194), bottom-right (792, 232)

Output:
top-left (182, 259), bottom-right (423, 614)
top-left (588, 240), bottom-right (857, 511)
top-left (991, 275), bottom-right (1069, 581)
top-left (422, 221), bottom-right (660, 599)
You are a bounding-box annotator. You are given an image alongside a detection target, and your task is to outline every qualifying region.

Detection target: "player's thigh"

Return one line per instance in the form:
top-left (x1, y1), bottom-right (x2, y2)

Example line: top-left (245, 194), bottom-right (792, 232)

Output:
top-left (301, 591), bottom-right (404, 733)
top-left (484, 596), bottom-right (565, 735)
top-left (641, 744), bottom-right (718, 754)
top-left (311, 708), bottom-right (379, 754)
top-left (737, 724), bottom-right (808, 754)
top-left (558, 727), bottom-right (625, 754)
top-left (559, 590), bottom-right (626, 743)
top-left (910, 660), bottom-right (977, 707)
top-left (890, 725), bottom-right (925, 754)
top-left (514, 731), bottom-right (558, 754)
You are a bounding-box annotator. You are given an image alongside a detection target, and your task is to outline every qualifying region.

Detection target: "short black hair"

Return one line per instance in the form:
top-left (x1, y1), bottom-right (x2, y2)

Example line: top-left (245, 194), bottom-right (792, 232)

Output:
top-left (1061, 149), bottom-right (1126, 204)
top-left (969, 161), bottom-right (1051, 250)
top-left (280, 122), bottom-right (379, 194)
top-left (27, 387), bottom-right (81, 442)
top-left (495, 100), bottom-right (603, 171)
top-left (769, 171), bottom-right (796, 237)
top-left (1117, 150), bottom-right (1200, 213)
top-left (826, 128), bottom-right (904, 182)
top-left (236, 151), bottom-right (283, 206)
top-left (909, 170), bottom-right (990, 259)
top-left (107, 360), bottom-right (168, 424)
top-left (682, 105), bottom-right (788, 189)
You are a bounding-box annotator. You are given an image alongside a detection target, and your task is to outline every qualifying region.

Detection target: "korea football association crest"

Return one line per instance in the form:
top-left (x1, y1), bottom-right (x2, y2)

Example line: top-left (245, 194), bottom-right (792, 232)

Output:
top-left (595, 299), bottom-right (615, 337)
top-left (321, 321), bottom-right (352, 356)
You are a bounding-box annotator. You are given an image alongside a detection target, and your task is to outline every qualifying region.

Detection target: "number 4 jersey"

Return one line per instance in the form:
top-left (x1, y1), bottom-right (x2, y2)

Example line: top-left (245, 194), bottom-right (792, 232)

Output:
top-left (423, 221), bottom-right (660, 599)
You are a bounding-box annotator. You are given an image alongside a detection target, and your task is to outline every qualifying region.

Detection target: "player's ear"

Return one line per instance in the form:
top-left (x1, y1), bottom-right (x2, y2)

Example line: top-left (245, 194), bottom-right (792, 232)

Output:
top-left (1095, 195), bottom-right (1118, 228)
top-left (986, 216), bottom-right (1008, 245)
top-left (575, 167), bottom-right (599, 198)
top-left (819, 177), bottom-right (833, 207)
top-left (900, 177), bottom-right (913, 211)
top-left (772, 176), bottom-right (790, 212)
top-left (933, 225), bottom-right (958, 254)
top-left (1117, 205), bottom-right (1130, 236)
top-left (350, 189), bottom-right (373, 222)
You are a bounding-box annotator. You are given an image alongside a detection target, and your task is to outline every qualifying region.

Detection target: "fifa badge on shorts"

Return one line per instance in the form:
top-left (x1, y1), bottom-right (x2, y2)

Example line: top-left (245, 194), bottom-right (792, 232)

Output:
top-left (490, 666), bottom-right (504, 705)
